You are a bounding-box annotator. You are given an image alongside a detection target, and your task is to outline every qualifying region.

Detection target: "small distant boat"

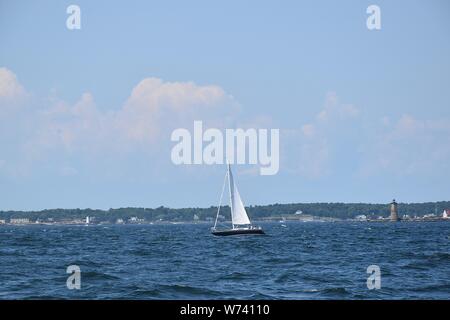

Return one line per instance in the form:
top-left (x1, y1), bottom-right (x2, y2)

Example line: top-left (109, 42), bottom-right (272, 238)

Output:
top-left (211, 164), bottom-right (264, 236)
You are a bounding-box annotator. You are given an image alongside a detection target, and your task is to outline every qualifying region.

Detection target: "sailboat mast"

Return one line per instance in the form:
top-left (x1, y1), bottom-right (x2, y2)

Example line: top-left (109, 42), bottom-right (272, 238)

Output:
top-left (227, 164), bottom-right (235, 229)
top-left (213, 170), bottom-right (228, 230)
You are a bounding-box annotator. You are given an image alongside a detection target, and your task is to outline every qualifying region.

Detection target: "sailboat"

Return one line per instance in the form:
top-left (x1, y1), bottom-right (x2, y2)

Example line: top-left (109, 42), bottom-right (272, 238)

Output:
top-left (211, 164), bottom-right (264, 236)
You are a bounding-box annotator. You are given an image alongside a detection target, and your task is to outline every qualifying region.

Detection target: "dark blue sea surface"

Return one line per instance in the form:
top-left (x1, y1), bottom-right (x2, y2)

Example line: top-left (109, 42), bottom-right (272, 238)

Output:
top-left (0, 222), bottom-right (449, 299)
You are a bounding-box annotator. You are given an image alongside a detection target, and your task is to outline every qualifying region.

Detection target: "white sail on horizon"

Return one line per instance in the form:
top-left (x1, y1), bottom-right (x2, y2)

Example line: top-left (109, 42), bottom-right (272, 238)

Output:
top-left (228, 165), bottom-right (251, 226)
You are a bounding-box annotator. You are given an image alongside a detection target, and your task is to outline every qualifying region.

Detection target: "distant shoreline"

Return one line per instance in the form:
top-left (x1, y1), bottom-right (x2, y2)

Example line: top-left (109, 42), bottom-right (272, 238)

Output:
top-left (1, 201), bottom-right (449, 225)
top-left (1, 218), bottom-right (449, 227)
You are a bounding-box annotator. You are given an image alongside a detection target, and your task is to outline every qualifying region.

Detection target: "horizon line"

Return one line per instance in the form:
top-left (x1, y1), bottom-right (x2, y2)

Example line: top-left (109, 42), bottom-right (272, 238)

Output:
top-left (2, 200), bottom-right (449, 212)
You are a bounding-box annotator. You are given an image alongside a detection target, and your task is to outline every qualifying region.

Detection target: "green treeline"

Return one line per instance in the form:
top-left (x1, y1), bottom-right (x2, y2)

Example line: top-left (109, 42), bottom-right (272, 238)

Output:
top-left (1, 201), bottom-right (449, 222)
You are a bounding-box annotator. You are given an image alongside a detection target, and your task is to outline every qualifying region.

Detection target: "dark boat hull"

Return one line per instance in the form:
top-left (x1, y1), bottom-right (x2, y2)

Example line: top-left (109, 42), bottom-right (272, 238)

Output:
top-left (211, 228), bottom-right (265, 236)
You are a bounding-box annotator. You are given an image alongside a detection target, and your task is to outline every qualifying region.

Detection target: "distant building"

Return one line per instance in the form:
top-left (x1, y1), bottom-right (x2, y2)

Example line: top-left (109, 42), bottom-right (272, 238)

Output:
top-left (443, 209), bottom-right (450, 219)
top-left (116, 218), bottom-right (124, 224)
top-left (295, 210), bottom-right (303, 215)
top-left (10, 218), bottom-right (30, 224)
top-left (193, 214), bottom-right (199, 221)
top-left (128, 216), bottom-right (144, 223)
top-left (0, 219), bottom-right (6, 224)
top-left (390, 199), bottom-right (399, 222)
top-left (355, 215), bottom-right (367, 221)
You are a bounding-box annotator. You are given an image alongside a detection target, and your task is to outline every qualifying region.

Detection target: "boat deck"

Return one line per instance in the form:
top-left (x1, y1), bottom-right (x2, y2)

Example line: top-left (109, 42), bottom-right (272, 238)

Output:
top-left (211, 228), bottom-right (265, 236)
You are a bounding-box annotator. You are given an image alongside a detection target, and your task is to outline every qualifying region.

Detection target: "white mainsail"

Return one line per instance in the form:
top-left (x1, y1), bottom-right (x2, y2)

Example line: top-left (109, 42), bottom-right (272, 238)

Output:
top-left (228, 165), bottom-right (251, 226)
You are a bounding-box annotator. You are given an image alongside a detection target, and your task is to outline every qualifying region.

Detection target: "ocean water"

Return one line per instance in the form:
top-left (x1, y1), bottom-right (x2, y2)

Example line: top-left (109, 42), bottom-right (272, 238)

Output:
top-left (0, 221), bottom-right (449, 299)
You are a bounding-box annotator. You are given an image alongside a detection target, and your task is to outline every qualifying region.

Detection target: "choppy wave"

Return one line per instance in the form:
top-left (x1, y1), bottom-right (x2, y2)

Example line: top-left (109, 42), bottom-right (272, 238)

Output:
top-left (0, 222), bottom-right (449, 299)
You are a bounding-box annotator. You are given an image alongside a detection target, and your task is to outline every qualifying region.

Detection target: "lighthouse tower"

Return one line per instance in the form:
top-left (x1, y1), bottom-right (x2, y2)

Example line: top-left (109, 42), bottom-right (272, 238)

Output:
top-left (390, 199), bottom-right (399, 222)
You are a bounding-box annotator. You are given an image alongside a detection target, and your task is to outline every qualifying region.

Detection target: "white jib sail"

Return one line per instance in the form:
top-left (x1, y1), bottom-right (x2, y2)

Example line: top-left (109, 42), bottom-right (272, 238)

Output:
top-left (228, 165), bottom-right (251, 226)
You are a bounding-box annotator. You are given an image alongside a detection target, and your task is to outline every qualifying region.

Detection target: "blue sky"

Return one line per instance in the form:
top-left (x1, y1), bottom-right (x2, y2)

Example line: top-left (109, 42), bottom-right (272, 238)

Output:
top-left (1, 0), bottom-right (449, 210)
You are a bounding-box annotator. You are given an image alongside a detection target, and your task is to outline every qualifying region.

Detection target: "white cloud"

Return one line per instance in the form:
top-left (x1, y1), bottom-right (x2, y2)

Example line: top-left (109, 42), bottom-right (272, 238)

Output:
top-left (301, 124), bottom-right (315, 137)
top-left (27, 92), bottom-right (102, 155)
top-left (316, 91), bottom-right (359, 123)
top-left (115, 78), bottom-right (234, 145)
top-left (285, 91), bottom-right (361, 178)
top-left (2, 74), bottom-right (239, 178)
top-left (358, 114), bottom-right (450, 177)
top-left (0, 68), bottom-right (28, 119)
top-left (4, 69), bottom-right (448, 183)
top-left (125, 78), bottom-right (226, 111)
top-left (297, 94), bottom-right (450, 180)
top-left (0, 67), bottom-right (26, 100)
top-left (292, 94), bottom-right (450, 180)
top-left (27, 78), bottom-right (236, 154)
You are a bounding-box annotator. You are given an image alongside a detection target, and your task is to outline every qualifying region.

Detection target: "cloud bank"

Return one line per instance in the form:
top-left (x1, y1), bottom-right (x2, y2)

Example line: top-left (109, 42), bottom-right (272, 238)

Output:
top-left (283, 91), bottom-right (450, 180)
top-left (1, 67), bottom-right (449, 184)
top-left (0, 68), bottom-right (238, 178)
